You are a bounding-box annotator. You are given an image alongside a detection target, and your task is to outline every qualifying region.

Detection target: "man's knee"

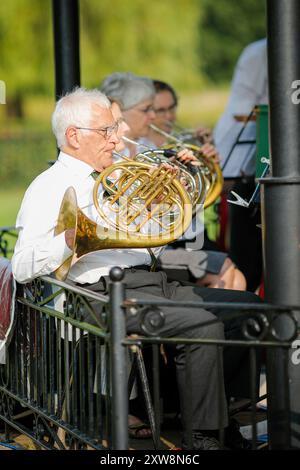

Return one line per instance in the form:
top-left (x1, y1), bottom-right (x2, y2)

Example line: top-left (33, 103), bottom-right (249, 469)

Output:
top-left (193, 320), bottom-right (224, 340)
top-left (228, 289), bottom-right (262, 305)
top-left (241, 290), bottom-right (262, 303)
top-left (233, 268), bottom-right (247, 291)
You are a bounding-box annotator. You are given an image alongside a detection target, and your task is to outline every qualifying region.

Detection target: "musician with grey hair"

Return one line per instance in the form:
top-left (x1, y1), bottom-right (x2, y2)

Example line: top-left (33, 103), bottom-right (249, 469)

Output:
top-left (12, 86), bottom-right (260, 450)
top-left (101, 72), bottom-right (156, 158)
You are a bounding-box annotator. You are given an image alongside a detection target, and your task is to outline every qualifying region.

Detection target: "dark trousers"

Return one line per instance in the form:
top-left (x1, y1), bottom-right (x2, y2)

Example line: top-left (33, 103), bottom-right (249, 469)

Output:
top-left (77, 268), bottom-right (261, 433)
top-left (229, 178), bottom-right (263, 291)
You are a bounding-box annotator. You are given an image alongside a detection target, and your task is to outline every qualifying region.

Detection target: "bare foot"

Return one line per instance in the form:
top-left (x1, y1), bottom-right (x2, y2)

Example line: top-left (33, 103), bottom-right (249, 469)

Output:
top-left (128, 414), bottom-right (152, 439)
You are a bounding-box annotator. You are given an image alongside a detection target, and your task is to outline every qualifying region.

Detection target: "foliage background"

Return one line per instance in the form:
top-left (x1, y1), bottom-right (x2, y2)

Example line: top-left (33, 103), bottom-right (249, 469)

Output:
top-left (0, 0), bottom-right (266, 101)
top-left (0, 0), bottom-right (266, 224)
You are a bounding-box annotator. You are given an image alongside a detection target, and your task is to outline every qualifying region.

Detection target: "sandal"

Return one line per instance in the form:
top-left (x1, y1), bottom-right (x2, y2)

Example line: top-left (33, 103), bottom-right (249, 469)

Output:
top-left (128, 415), bottom-right (152, 439)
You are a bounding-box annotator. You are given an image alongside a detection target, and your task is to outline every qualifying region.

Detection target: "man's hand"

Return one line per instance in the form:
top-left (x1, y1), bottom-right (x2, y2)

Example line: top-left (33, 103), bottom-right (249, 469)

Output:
top-left (199, 143), bottom-right (220, 163)
top-left (195, 126), bottom-right (214, 144)
top-left (148, 163), bottom-right (179, 204)
top-left (173, 148), bottom-right (197, 164)
top-left (170, 146), bottom-right (219, 167)
top-left (65, 228), bottom-right (76, 249)
top-left (149, 162), bottom-right (179, 176)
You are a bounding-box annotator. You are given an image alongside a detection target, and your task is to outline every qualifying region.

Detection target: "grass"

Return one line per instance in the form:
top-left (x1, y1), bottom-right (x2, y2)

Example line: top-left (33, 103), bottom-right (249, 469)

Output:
top-left (178, 88), bottom-right (229, 128)
top-left (0, 187), bottom-right (26, 256)
top-left (0, 187), bottom-right (26, 227)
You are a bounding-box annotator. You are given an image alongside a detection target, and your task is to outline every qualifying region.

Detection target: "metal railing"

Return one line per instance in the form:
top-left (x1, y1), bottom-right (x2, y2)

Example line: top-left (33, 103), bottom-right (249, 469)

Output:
top-left (0, 226), bottom-right (17, 259)
top-left (0, 274), bottom-right (113, 450)
top-left (0, 226), bottom-right (299, 450)
top-left (121, 280), bottom-right (300, 450)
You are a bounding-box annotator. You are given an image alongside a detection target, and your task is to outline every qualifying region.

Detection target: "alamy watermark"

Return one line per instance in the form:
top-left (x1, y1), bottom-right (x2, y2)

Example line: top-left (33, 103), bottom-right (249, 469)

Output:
top-left (95, 201), bottom-right (205, 249)
top-left (291, 339), bottom-right (300, 365)
top-left (0, 80), bottom-right (6, 104)
top-left (291, 80), bottom-right (300, 104)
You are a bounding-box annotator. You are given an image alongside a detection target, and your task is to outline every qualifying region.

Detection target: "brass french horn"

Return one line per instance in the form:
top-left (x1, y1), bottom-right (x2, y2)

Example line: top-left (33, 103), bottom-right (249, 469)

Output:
top-left (149, 124), bottom-right (223, 208)
top-left (121, 136), bottom-right (206, 214)
top-left (165, 121), bottom-right (213, 146)
top-left (54, 160), bottom-right (192, 281)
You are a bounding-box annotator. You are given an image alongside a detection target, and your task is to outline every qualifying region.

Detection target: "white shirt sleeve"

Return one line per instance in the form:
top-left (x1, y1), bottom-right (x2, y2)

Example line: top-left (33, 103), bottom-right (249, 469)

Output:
top-left (224, 41), bottom-right (268, 115)
top-left (213, 39), bottom-right (268, 175)
top-left (11, 178), bottom-right (73, 283)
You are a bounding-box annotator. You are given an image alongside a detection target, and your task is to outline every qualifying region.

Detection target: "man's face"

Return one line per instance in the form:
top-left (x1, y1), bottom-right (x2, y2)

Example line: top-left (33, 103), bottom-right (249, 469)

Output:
top-left (153, 90), bottom-right (177, 133)
top-left (122, 98), bottom-right (156, 139)
top-left (76, 104), bottom-right (120, 171)
top-left (111, 102), bottom-right (130, 151)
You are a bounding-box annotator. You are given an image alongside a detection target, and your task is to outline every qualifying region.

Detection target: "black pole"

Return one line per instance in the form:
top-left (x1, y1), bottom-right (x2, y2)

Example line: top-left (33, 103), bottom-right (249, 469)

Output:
top-left (52, 0), bottom-right (80, 100)
top-left (262, 0), bottom-right (300, 449)
top-left (109, 267), bottom-right (128, 450)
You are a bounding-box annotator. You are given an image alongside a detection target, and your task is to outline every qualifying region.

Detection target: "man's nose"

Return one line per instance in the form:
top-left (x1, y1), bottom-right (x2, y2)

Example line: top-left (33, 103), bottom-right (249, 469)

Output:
top-left (147, 109), bottom-right (156, 121)
top-left (165, 110), bottom-right (175, 120)
top-left (123, 122), bottom-right (130, 133)
top-left (110, 130), bottom-right (120, 144)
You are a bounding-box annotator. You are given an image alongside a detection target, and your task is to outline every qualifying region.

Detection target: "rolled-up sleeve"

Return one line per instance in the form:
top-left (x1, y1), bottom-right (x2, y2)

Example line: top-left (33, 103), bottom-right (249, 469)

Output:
top-left (12, 231), bottom-right (72, 283)
top-left (11, 176), bottom-right (73, 283)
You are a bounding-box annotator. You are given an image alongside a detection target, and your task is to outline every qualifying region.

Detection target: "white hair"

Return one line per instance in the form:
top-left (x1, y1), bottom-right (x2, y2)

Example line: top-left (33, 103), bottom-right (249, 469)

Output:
top-left (52, 87), bottom-right (111, 148)
top-left (100, 72), bottom-right (155, 111)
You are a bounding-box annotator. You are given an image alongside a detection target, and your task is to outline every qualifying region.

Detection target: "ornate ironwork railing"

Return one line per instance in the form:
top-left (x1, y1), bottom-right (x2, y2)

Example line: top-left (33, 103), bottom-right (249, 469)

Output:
top-left (0, 226), bottom-right (17, 259)
top-left (0, 261), bottom-right (299, 450)
top-left (122, 292), bottom-right (299, 450)
top-left (0, 274), bottom-right (112, 450)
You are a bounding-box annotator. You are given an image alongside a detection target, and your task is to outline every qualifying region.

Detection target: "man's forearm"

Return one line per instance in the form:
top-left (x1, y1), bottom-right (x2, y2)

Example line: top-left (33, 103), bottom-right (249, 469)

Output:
top-left (12, 232), bottom-right (73, 283)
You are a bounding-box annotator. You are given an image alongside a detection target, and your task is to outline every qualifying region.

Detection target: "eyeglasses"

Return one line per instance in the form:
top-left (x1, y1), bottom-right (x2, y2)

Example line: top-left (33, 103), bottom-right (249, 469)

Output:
top-left (76, 122), bottom-right (119, 139)
top-left (134, 105), bottom-right (155, 114)
top-left (154, 103), bottom-right (177, 116)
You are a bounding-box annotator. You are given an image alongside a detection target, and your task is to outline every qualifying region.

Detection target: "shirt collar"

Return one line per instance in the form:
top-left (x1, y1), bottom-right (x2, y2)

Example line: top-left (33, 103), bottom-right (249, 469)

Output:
top-left (58, 151), bottom-right (95, 178)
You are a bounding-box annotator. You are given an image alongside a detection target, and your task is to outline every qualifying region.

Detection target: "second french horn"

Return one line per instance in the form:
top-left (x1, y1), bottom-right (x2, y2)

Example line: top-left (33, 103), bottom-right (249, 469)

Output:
top-left (149, 123), bottom-right (223, 208)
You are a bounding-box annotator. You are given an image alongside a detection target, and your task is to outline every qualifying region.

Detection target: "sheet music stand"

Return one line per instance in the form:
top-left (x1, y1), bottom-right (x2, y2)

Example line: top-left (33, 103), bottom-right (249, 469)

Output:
top-left (221, 108), bottom-right (257, 179)
top-left (227, 105), bottom-right (270, 208)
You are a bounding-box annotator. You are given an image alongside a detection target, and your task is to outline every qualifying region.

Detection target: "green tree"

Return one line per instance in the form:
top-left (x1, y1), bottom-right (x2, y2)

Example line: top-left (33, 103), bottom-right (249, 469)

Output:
top-left (0, 0), bottom-right (54, 117)
top-left (199, 0), bottom-right (266, 83)
top-left (0, 0), bottom-right (268, 113)
top-left (80, 0), bottom-right (203, 90)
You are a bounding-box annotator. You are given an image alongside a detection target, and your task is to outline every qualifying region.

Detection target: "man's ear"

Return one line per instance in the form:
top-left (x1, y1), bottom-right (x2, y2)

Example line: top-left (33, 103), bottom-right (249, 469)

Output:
top-left (65, 126), bottom-right (80, 149)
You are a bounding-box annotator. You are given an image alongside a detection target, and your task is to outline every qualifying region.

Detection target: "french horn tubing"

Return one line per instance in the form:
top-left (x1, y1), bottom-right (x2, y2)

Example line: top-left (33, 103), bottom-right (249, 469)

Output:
top-left (54, 160), bottom-right (192, 281)
top-left (122, 136), bottom-right (206, 214)
top-left (149, 123), bottom-right (223, 208)
top-left (165, 120), bottom-right (213, 145)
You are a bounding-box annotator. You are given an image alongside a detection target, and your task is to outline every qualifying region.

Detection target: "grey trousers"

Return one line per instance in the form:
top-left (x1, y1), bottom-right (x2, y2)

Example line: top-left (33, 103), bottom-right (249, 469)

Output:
top-left (78, 268), bottom-right (261, 432)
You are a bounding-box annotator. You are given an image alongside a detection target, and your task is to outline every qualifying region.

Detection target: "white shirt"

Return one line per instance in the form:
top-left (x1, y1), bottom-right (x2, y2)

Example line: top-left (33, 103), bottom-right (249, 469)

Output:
top-left (213, 38), bottom-right (268, 178)
top-left (12, 151), bottom-right (165, 284)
